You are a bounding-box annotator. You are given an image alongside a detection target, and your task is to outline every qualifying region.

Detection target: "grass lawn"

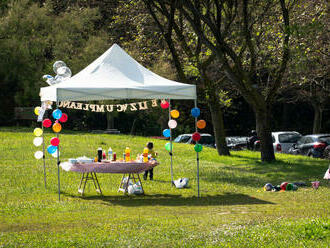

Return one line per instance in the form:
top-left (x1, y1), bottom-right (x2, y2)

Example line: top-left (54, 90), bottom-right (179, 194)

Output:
top-left (0, 127), bottom-right (329, 247)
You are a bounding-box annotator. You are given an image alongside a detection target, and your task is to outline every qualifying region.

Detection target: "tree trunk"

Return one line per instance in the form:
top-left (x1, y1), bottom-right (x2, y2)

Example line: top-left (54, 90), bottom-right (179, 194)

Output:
top-left (255, 107), bottom-right (275, 162)
top-left (207, 85), bottom-right (230, 156)
top-left (312, 103), bottom-right (322, 134)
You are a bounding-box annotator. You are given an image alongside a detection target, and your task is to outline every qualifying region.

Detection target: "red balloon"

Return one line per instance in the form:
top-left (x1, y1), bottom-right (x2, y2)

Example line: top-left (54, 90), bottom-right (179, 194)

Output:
top-left (59, 113), bottom-right (68, 123)
top-left (42, 119), bottom-right (52, 128)
top-left (50, 137), bottom-right (60, 146)
top-left (160, 100), bottom-right (169, 109)
top-left (192, 132), bottom-right (201, 142)
top-left (280, 182), bottom-right (288, 191)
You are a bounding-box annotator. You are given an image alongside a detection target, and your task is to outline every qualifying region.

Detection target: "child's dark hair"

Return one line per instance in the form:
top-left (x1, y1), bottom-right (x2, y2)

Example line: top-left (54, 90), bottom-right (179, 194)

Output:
top-left (147, 142), bottom-right (153, 150)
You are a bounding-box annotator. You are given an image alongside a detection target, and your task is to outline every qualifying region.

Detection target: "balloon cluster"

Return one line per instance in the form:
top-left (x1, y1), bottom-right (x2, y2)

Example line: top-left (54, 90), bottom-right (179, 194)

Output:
top-left (42, 61), bottom-right (72, 85)
top-left (161, 100), bottom-right (181, 152)
top-left (190, 107), bottom-right (207, 153)
top-left (33, 108), bottom-right (68, 159)
top-left (263, 182), bottom-right (298, 192)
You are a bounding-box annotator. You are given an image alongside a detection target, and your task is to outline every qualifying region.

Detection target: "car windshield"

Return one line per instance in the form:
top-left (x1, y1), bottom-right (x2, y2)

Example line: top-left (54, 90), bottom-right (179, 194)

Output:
top-left (174, 135), bottom-right (191, 143)
top-left (319, 136), bottom-right (330, 144)
top-left (278, 133), bottom-right (301, 143)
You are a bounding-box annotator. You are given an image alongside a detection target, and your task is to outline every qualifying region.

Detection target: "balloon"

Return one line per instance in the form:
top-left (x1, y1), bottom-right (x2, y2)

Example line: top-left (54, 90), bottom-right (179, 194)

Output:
top-left (59, 113), bottom-right (68, 123)
top-left (54, 75), bottom-right (64, 83)
top-left (53, 61), bottom-right (66, 74)
top-left (47, 145), bottom-right (57, 154)
top-left (280, 182), bottom-right (288, 190)
top-left (33, 137), bottom-right (43, 147)
top-left (286, 183), bottom-right (293, 191)
top-left (51, 151), bottom-right (60, 158)
top-left (194, 144), bottom-right (203, 152)
top-left (34, 151), bottom-right (43, 160)
top-left (160, 100), bottom-right (169, 109)
top-left (191, 107), bottom-right (200, 117)
top-left (56, 66), bottom-right (72, 79)
top-left (34, 107), bottom-right (41, 116)
top-left (50, 137), bottom-right (60, 146)
top-left (52, 123), bottom-right (62, 133)
top-left (42, 119), bottom-right (52, 128)
top-left (162, 129), bottom-right (171, 138)
top-left (42, 74), bottom-right (53, 81)
top-left (165, 142), bottom-right (173, 152)
top-left (197, 120), bottom-right (206, 129)
top-left (33, 128), bottom-right (43, 137)
top-left (168, 119), bottom-right (177, 129)
top-left (263, 183), bottom-right (273, 191)
top-left (52, 109), bottom-right (62, 119)
top-left (170, 110), bottom-right (180, 119)
top-left (192, 132), bottom-right (201, 142)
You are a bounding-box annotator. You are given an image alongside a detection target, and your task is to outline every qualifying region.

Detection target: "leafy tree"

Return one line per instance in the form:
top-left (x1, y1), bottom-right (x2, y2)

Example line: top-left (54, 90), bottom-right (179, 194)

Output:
top-left (144, 0), bottom-right (297, 162)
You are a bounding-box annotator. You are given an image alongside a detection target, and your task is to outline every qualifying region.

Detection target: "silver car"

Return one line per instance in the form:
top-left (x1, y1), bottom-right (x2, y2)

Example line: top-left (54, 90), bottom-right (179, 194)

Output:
top-left (272, 131), bottom-right (302, 153)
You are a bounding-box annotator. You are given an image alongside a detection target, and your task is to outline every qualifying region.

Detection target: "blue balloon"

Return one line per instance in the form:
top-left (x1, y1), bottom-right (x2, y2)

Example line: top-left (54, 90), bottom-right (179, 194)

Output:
top-left (163, 129), bottom-right (171, 138)
top-left (191, 107), bottom-right (200, 117)
top-left (52, 109), bottom-right (62, 119)
top-left (47, 145), bottom-right (57, 154)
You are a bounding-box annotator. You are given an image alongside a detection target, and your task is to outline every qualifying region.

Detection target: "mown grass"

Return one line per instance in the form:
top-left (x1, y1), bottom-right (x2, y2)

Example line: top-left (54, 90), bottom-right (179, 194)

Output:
top-left (0, 127), bottom-right (329, 247)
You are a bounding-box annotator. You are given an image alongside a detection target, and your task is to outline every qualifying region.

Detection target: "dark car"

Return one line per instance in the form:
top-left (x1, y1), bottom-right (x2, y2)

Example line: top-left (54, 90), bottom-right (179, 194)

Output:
top-left (173, 133), bottom-right (216, 148)
top-left (226, 136), bottom-right (248, 150)
top-left (289, 134), bottom-right (330, 158)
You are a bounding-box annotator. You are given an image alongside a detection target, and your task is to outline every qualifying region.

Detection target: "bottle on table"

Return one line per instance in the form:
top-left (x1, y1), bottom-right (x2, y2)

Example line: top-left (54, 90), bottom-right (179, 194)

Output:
top-left (108, 147), bottom-right (113, 161)
top-left (97, 147), bottom-right (102, 162)
top-left (113, 152), bottom-right (116, 161)
top-left (143, 147), bottom-right (149, 163)
top-left (125, 147), bottom-right (130, 162)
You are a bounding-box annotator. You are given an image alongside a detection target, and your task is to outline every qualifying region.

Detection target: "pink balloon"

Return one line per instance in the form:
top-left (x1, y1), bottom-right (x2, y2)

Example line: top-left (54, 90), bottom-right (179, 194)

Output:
top-left (50, 137), bottom-right (60, 146)
top-left (42, 119), bottom-right (52, 128)
top-left (168, 119), bottom-right (177, 129)
top-left (59, 113), bottom-right (68, 123)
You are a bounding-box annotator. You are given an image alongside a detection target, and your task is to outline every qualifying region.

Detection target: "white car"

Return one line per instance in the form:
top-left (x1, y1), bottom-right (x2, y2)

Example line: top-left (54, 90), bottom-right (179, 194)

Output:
top-left (272, 131), bottom-right (302, 153)
top-left (173, 133), bottom-right (215, 148)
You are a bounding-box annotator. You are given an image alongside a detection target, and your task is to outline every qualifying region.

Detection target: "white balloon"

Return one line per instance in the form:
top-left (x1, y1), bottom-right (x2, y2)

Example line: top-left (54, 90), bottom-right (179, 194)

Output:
top-left (33, 137), bottom-right (43, 147)
top-left (42, 75), bottom-right (53, 81)
top-left (56, 66), bottom-right (72, 79)
top-left (168, 119), bottom-right (177, 129)
top-left (53, 61), bottom-right (66, 74)
top-left (55, 75), bottom-right (64, 83)
top-left (51, 151), bottom-right (60, 158)
top-left (34, 151), bottom-right (43, 160)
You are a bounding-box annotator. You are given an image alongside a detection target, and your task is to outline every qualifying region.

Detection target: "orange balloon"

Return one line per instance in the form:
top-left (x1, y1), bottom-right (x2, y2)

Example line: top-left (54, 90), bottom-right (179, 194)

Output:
top-left (197, 120), bottom-right (206, 129)
top-left (52, 122), bottom-right (62, 133)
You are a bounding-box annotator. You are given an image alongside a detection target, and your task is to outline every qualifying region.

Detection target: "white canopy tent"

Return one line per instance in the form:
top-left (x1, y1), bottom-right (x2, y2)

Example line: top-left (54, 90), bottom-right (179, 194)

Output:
top-left (40, 44), bottom-right (196, 102)
top-left (39, 44), bottom-right (200, 200)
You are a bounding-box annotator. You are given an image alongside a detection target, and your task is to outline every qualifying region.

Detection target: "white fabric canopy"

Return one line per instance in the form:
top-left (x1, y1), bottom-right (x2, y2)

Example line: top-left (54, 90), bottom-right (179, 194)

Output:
top-left (40, 44), bottom-right (196, 102)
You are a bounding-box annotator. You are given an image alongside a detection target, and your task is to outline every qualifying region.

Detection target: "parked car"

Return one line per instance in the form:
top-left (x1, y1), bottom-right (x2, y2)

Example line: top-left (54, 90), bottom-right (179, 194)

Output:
top-left (173, 133), bottom-right (215, 148)
top-left (288, 134), bottom-right (330, 158)
top-left (272, 131), bottom-right (302, 153)
top-left (226, 136), bottom-right (248, 150)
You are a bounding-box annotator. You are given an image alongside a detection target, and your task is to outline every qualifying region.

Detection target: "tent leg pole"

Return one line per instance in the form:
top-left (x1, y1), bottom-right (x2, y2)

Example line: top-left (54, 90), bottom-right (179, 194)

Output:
top-left (169, 99), bottom-right (174, 186)
top-left (42, 124), bottom-right (47, 189)
top-left (56, 101), bottom-right (61, 201)
top-left (194, 99), bottom-right (200, 198)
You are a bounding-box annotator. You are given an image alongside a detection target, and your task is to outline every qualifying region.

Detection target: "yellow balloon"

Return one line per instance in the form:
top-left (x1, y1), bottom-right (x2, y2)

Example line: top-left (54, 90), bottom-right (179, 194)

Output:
top-left (170, 109), bottom-right (180, 119)
top-left (52, 123), bottom-right (62, 133)
top-left (34, 107), bottom-right (41, 116)
top-left (33, 128), bottom-right (43, 137)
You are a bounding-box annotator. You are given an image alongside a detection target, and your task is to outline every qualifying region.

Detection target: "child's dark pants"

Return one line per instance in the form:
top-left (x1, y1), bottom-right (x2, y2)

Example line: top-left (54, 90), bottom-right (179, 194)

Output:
top-left (144, 168), bottom-right (153, 180)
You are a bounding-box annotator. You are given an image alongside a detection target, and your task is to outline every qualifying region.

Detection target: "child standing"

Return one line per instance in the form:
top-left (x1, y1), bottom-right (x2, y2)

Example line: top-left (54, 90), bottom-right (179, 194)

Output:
top-left (143, 142), bottom-right (157, 180)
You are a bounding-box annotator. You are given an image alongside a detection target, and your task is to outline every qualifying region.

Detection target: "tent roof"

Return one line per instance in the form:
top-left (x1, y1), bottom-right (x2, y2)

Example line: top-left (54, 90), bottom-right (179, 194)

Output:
top-left (40, 44), bottom-right (196, 102)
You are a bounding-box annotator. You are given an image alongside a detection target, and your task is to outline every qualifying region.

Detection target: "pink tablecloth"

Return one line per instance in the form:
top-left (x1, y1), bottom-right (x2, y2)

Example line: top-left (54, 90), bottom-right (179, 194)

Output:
top-left (68, 160), bottom-right (158, 174)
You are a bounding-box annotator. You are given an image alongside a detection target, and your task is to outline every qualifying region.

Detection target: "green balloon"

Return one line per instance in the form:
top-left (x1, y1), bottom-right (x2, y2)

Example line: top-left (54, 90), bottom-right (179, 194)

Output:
top-left (194, 144), bottom-right (203, 152)
top-left (286, 183), bottom-right (293, 191)
top-left (165, 142), bottom-right (173, 152)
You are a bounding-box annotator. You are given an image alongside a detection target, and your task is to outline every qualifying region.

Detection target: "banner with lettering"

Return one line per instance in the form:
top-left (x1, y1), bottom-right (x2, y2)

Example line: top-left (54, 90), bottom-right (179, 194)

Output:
top-left (58, 99), bottom-right (160, 113)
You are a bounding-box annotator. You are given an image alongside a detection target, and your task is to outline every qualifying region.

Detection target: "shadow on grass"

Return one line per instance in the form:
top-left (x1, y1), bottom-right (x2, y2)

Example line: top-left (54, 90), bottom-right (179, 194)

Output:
top-left (62, 191), bottom-right (274, 206)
